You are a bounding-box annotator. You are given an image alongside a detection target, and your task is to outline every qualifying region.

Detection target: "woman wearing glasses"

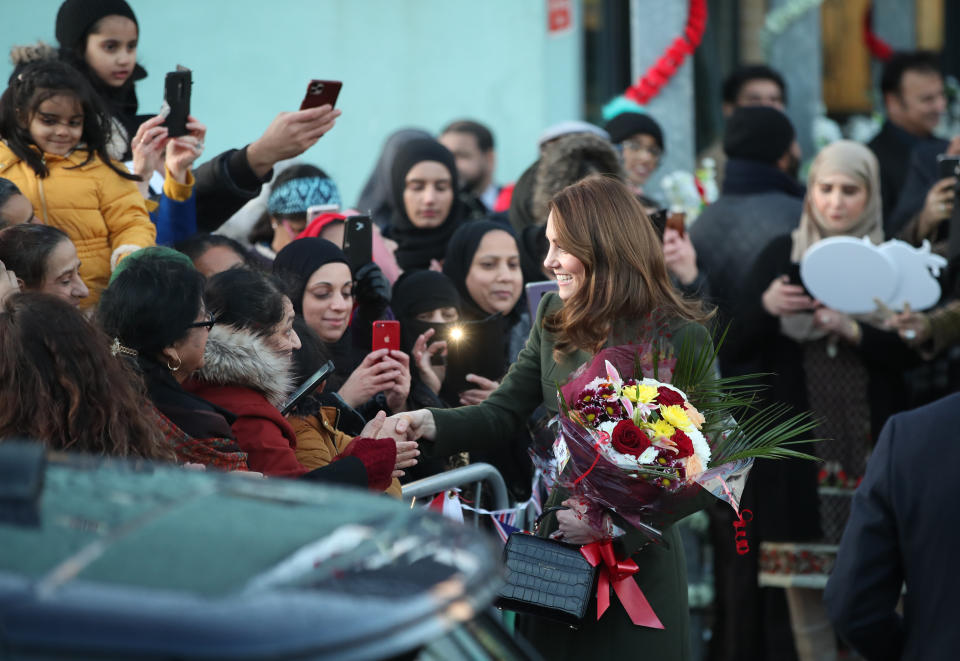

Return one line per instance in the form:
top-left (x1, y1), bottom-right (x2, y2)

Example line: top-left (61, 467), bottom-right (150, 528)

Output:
top-left (97, 248), bottom-right (249, 470)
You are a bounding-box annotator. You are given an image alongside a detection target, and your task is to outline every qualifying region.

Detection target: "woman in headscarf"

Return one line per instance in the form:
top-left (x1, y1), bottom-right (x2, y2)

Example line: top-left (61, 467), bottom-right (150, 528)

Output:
top-left (386, 138), bottom-right (465, 272)
top-left (356, 128), bottom-right (432, 230)
top-left (441, 220), bottom-right (534, 498)
top-left (272, 238), bottom-right (410, 425)
top-left (443, 220), bottom-right (530, 400)
top-left (727, 140), bottom-right (919, 660)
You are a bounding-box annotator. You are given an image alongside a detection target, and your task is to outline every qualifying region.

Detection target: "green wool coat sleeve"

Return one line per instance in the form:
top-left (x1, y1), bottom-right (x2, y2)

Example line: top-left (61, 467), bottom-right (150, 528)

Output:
top-left (427, 293), bottom-right (565, 456)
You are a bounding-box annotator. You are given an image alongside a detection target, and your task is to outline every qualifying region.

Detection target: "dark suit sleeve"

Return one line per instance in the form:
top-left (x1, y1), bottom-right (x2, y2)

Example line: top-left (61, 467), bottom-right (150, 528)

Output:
top-left (824, 415), bottom-right (904, 661)
top-left (193, 146), bottom-right (271, 232)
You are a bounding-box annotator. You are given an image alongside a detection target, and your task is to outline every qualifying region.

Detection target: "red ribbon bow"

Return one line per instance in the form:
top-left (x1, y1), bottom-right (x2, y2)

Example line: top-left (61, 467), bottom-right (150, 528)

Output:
top-left (580, 540), bottom-right (664, 629)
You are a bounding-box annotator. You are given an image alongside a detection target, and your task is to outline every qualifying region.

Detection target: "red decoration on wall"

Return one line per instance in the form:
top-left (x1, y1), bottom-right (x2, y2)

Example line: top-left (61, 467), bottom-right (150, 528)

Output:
top-left (624, 0), bottom-right (708, 106)
top-left (863, 5), bottom-right (893, 62)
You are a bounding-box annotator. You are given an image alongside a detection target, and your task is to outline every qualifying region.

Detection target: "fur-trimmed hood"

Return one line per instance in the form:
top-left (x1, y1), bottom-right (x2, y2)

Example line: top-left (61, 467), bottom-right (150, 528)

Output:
top-left (531, 132), bottom-right (627, 222)
top-left (194, 325), bottom-right (295, 409)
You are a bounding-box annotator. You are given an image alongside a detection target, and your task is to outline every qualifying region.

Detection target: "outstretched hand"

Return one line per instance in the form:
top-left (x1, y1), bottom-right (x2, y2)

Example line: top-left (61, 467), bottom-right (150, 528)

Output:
top-left (246, 105), bottom-right (341, 178)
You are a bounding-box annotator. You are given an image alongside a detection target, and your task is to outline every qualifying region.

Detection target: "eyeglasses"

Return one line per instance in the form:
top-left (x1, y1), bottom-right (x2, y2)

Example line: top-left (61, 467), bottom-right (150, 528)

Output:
top-left (621, 140), bottom-right (662, 159)
top-left (187, 312), bottom-right (216, 330)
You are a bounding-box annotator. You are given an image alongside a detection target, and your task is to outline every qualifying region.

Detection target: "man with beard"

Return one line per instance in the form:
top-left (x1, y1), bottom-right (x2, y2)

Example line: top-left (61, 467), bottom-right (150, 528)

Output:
top-left (439, 119), bottom-right (500, 218)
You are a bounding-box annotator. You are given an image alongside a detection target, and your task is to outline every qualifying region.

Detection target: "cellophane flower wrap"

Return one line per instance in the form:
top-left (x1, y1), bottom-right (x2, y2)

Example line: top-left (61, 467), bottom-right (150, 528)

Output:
top-left (554, 340), bottom-right (816, 546)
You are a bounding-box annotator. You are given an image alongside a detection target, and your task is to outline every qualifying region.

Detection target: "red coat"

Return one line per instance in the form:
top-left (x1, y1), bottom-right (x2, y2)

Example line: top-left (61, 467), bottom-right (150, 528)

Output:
top-left (186, 381), bottom-right (308, 478)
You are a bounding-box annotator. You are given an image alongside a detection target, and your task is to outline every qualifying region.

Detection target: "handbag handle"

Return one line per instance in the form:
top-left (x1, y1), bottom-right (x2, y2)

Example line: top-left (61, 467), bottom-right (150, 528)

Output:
top-left (533, 505), bottom-right (569, 533)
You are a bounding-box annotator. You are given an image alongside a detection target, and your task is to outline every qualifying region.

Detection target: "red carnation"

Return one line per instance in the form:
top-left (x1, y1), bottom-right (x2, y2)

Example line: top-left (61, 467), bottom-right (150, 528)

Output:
top-left (611, 420), bottom-right (651, 457)
top-left (673, 430), bottom-right (694, 458)
top-left (656, 386), bottom-right (686, 408)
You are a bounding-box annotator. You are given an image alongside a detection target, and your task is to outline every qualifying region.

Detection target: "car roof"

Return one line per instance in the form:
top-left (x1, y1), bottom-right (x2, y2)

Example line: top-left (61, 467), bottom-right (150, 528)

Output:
top-left (0, 446), bottom-right (501, 660)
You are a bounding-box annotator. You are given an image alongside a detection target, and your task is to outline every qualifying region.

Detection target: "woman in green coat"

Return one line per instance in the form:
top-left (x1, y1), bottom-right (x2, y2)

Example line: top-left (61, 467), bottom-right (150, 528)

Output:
top-left (397, 174), bottom-right (714, 659)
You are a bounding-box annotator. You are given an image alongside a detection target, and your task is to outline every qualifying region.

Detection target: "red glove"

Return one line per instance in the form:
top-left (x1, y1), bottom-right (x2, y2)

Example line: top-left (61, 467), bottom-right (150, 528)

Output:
top-left (340, 437), bottom-right (396, 491)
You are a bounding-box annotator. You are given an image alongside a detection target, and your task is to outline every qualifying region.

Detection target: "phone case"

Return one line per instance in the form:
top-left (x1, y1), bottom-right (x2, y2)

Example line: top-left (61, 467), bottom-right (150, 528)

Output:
top-left (343, 216), bottom-right (373, 270)
top-left (164, 70), bottom-right (191, 137)
top-left (372, 321), bottom-right (400, 353)
top-left (300, 80), bottom-right (342, 111)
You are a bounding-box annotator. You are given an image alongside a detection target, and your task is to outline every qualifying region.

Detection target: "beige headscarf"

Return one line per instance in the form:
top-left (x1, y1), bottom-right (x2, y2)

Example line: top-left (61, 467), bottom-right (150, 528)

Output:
top-left (782, 140), bottom-right (885, 342)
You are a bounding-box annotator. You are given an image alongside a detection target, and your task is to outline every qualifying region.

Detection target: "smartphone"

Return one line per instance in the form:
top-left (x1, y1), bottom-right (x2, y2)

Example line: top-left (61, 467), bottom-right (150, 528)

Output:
top-left (439, 315), bottom-right (505, 403)
top-left (937, 154), bottom-right (960, 180)
top-left (648, 208), bottom-right (668, 239)
top-left (785, 262), bottom-right (812, 297)
top-left (280, 360), bottom-right (335, 416)
top-left (163, 66), bottom-right (191, 137)
top-left (300, 80), bottom-right (342, 111)
top-left (372, 320), bottom-right (400, 353)
top-left (525, 280), bottom-right (559, 320)
top-left (307, 203), bottom-right (340, 223)
top-left (665, 211), bottom-right (686, 238)
top-left (343, 215), bottom-right (373, 271)
top-left (939, 155), bottom-right (960, 261)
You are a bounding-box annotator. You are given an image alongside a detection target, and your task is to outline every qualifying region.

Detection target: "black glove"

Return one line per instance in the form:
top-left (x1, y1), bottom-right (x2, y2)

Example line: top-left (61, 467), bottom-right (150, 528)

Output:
top-left (354, 262), bottom-right (391, 309)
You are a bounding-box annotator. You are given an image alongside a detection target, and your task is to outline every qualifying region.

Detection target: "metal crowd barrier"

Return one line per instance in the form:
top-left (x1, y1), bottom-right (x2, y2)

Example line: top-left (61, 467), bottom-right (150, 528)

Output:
top-left (402, 463), bottom-right (510, 526)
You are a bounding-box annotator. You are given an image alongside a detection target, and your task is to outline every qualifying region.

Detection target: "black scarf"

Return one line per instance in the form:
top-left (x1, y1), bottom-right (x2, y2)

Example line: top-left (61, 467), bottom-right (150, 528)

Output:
top-left (387, 138), bottom-right (465, 271)
top-left (723, 158), bottom-right (806, 198)
top-left (442, 219), bottom-right (524, 324)
top-left (391, 270), bottom-right (461, 352)
top-left (139, 358), bottom-right (237, 441)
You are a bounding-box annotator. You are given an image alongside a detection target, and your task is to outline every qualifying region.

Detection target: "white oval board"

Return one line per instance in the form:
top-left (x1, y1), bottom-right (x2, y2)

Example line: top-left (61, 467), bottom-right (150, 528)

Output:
top-left (878, 240), bottom-right (944, 311)
top-left (800, 236), bottom-right (898, 314)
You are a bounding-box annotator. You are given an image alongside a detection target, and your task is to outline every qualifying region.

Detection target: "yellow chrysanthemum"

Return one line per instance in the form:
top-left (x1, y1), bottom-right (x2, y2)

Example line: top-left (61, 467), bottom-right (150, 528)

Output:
top-left (623, 383), bottom-right (658, 404)
top-left (651, 419), bottom-right (675, 439)
top-left (660, 405), bottom-right (692, 431)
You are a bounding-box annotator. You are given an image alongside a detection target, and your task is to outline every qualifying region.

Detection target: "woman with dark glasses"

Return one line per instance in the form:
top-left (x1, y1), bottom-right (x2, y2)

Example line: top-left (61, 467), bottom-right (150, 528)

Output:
top-left (97, 248), bottom-right (250, 470)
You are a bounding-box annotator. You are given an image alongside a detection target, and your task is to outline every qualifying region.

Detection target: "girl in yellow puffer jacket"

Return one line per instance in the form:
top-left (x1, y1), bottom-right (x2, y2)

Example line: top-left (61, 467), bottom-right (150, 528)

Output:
top-left (0, 59), bottom-right (154, 308)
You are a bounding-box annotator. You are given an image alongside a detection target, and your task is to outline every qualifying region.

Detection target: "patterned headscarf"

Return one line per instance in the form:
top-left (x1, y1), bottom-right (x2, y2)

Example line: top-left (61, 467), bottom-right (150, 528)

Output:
top-left (267, 176), bottom-right (341, 216)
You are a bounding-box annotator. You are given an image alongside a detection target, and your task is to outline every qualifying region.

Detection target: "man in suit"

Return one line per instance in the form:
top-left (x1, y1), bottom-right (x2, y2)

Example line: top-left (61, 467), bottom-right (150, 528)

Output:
top-left (824, 392), bottom-right (960, 660)
top-left (868, 51), bottom-right (947, 225)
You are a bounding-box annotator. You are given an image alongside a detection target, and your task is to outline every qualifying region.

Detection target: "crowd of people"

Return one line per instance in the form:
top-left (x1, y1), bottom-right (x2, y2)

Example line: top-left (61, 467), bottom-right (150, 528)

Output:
top-left (0, 1), bottom-right (956, 659)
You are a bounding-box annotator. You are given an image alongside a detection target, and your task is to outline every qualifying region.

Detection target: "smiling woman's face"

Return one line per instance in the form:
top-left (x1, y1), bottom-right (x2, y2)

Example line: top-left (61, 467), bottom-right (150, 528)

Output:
top-left (301, 262), bottom-right (354, 343)
top-left (465, 230), bottom-right (522, 315)
top-left (542, 212), bottom-right (585, 301)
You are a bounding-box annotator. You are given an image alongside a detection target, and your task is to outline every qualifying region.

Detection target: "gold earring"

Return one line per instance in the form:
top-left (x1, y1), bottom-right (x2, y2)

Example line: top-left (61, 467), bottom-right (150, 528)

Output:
top-left (167, 356), bottom-right (182, 371)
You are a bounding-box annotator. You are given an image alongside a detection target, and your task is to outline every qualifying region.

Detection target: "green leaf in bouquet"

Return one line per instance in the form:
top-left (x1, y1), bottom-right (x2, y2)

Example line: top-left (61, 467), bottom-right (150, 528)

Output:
top-left (556, 381), bottom-right (571, 417)
top-left (665, 323), bottom-right (821, 466)
top-left (708, 403), bottom-right (821, 465)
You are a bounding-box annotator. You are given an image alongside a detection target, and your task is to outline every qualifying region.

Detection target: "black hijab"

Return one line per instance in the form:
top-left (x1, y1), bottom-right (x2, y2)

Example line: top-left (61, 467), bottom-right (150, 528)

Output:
top-left (391, 270), bottom-right (461, 352)
top-left (272, 237), bottom-right (351, 316)
top-left (388, 138), bottom-right (465, 271)
top-left (442, 219), bottom-right (523, 323)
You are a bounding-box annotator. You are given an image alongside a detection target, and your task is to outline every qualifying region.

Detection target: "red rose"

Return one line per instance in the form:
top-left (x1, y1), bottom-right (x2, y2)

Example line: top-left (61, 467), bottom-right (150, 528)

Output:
top-left (656, 386), bottom-right (686, 408)
top-left (673, 430), bottom-right (694, 458)
top-left (611, 420), bottom-right (651, 457)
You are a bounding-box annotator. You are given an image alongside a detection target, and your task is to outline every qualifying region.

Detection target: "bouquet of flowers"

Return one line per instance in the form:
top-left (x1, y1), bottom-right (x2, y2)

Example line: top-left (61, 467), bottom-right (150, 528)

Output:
top-left (553, 339), bottom-right (817, 546)
top-left (547, 339), bottom-right (816, 628)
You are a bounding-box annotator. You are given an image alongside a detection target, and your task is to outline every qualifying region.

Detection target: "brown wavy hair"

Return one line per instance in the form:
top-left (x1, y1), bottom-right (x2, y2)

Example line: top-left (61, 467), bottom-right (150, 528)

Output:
top-left (544, 175), bottom-right (713, 359)
top-left (0, 293), bottom-right (174, 460)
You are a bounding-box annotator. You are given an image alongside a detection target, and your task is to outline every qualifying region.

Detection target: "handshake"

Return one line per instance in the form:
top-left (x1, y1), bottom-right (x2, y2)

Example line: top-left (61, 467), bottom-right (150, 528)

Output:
top-left (362, 409), bottom-right (437, 478)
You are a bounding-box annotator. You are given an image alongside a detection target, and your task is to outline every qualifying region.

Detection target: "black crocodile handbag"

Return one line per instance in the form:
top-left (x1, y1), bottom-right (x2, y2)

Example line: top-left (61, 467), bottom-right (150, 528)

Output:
top-left (495, 506), bottom-right (598, 627)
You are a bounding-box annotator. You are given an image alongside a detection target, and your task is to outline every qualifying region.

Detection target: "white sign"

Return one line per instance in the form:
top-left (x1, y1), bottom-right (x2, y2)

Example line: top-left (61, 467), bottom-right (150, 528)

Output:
top-left (800, 237), bottom-right (947, 314)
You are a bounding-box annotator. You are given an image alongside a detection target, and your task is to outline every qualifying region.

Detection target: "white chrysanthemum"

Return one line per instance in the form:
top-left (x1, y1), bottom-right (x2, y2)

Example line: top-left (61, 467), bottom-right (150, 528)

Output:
top-left (689, 428), bottom-right (711, 465)
top-left (597, 420), bottom-right (616, 437)
top-left (638, 446), bottom-right (659, 464)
